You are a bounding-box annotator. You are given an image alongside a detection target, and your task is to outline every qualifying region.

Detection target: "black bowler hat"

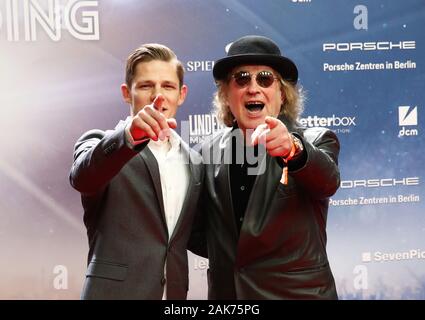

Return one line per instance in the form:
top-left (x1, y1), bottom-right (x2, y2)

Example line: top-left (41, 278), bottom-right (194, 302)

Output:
top-left (213, 35), bottom-right (298, 83)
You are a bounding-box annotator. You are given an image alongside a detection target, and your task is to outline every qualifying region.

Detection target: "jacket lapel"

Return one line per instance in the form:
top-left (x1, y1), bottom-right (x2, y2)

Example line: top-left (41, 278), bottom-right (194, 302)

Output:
top-left (214, 129), bottom-right (238, 236)
top-left (138, 147), bottom-right (167, 228)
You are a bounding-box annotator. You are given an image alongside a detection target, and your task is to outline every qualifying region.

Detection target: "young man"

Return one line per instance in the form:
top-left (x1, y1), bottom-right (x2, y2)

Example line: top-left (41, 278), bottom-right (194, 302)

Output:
top-left (190, 35), bottom-right (340, 299)
top-left (70, 43), bottom-right (203, 299)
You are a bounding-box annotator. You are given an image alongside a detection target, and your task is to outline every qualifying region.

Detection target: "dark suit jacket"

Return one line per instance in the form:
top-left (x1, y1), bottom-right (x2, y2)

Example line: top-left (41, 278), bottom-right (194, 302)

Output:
top-left (190, 117), bottom-right (340, 299)
top-left (70, 120), bottom-right (203, 299)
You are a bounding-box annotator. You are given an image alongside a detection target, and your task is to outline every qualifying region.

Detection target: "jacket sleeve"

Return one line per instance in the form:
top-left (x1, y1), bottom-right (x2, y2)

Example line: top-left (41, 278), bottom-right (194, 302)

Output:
top-left (69, 123), bottom-right (147, 195)
top-left (290, 127), bottom-right (340, 199)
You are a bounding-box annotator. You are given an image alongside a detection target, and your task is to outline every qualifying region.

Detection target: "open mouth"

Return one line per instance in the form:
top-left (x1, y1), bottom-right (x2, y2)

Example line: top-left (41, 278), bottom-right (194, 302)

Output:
top-left (245, 102), bottom-right (265, 112)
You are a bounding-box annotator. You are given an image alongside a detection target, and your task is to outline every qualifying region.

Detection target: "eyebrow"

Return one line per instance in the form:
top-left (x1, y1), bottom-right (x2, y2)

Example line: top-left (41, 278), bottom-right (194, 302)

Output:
top-left (161, 80), bottom-right (178, 86)
top-left (135, 79), bottom-right (178, 86)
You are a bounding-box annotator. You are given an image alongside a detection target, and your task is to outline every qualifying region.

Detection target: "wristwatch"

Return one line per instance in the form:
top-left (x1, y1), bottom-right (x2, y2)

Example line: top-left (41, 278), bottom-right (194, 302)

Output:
top-left (282, 134), bottom-right (304, 162)
top-left (291, 135), bottom-right (304, 157)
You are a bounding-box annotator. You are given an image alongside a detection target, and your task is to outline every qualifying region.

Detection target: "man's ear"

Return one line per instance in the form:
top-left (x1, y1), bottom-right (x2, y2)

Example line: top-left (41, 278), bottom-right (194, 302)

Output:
top-left (121, 83), bottom-right (131, 104)
top-left (177, 84), bottom-right (188, 107)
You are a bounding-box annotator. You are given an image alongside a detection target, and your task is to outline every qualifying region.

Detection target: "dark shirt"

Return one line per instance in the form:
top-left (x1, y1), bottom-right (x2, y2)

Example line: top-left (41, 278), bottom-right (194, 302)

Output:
top-left (229, 127), bottom-right (262, 232)
top-left (228, 124), bottom-right (307, 233)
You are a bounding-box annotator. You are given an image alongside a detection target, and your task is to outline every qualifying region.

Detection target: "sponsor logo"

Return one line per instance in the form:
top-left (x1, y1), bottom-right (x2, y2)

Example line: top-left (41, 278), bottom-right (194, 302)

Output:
top-left (362, 249), bottom-right (425, 263)
top-left (340, 177), bottom-right (419, 189)
top-left (185, 60), bottom-right (214, 72)
top-left (0, 0), bottom-right (100, 41)
top-left (323, 41), bottom-right (416, 52)
top-left (323, 60), bottom-right (417, 72)
top-left (299, 114), bottom-right (356, 134)
top-left (398, 106), bottom-right (418, 138)
top-left (399, 106), bottom-right (417, 126)
top-left (300, 115), bottom-right (356, 127)
top-left (330, 194), bottom-right (420, 206)
top-left (186, 114), bottom-right (224, 144)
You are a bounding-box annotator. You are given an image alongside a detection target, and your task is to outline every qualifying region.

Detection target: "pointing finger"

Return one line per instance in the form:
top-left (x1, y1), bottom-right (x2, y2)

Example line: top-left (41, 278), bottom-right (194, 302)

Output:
top-left (167, 118), bottom-right (177, 129)
top-left (264, 116), bottom-right (280, 129)
top-left (251, 123), bottom-right (270, 146)
top-left (152, 94), bottom-right (165, 112)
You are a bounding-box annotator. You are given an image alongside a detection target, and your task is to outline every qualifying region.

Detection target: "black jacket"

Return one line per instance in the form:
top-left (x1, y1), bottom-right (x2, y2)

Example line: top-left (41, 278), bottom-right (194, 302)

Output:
top-left (190, 117), bottom-right (340, 299)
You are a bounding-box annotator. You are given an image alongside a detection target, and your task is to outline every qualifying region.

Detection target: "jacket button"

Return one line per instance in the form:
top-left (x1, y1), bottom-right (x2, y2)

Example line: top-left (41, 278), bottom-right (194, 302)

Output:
top-left (161, 278), bottom-right (166, 286)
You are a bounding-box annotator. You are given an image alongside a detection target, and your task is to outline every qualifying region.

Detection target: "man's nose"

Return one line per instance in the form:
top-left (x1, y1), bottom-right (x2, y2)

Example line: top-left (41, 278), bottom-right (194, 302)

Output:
top-left (246, 77), bottom-right (261, 93)
top-left (150, 85), bottom-right (162, 100)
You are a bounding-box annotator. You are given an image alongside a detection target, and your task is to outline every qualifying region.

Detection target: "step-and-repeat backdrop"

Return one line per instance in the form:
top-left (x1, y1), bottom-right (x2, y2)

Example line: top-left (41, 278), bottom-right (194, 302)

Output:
top-left (0, 0), bottom-right (423, 299)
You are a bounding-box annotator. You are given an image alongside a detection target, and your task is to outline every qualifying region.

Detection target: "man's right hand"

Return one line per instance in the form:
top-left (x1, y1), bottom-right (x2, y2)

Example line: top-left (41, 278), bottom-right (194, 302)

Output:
top-left (129, 95), bottom-right (177, 141)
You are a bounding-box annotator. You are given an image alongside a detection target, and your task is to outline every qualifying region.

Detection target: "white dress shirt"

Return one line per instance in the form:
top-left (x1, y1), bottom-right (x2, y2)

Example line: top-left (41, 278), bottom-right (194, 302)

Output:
top-left (147, 131), bottom-right (189, 238)
top-left (148, 131), bottom-right (189, 300)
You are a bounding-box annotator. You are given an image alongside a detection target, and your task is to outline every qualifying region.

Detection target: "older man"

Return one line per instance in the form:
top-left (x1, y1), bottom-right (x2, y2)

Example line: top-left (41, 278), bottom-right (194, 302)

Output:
top-left (190, 35), bottom-right (340, 299)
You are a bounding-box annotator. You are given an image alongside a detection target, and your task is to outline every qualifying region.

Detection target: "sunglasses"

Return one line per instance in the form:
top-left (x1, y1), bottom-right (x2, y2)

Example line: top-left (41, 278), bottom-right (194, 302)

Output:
top-left (231, 70), bottom-right (280, 88)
